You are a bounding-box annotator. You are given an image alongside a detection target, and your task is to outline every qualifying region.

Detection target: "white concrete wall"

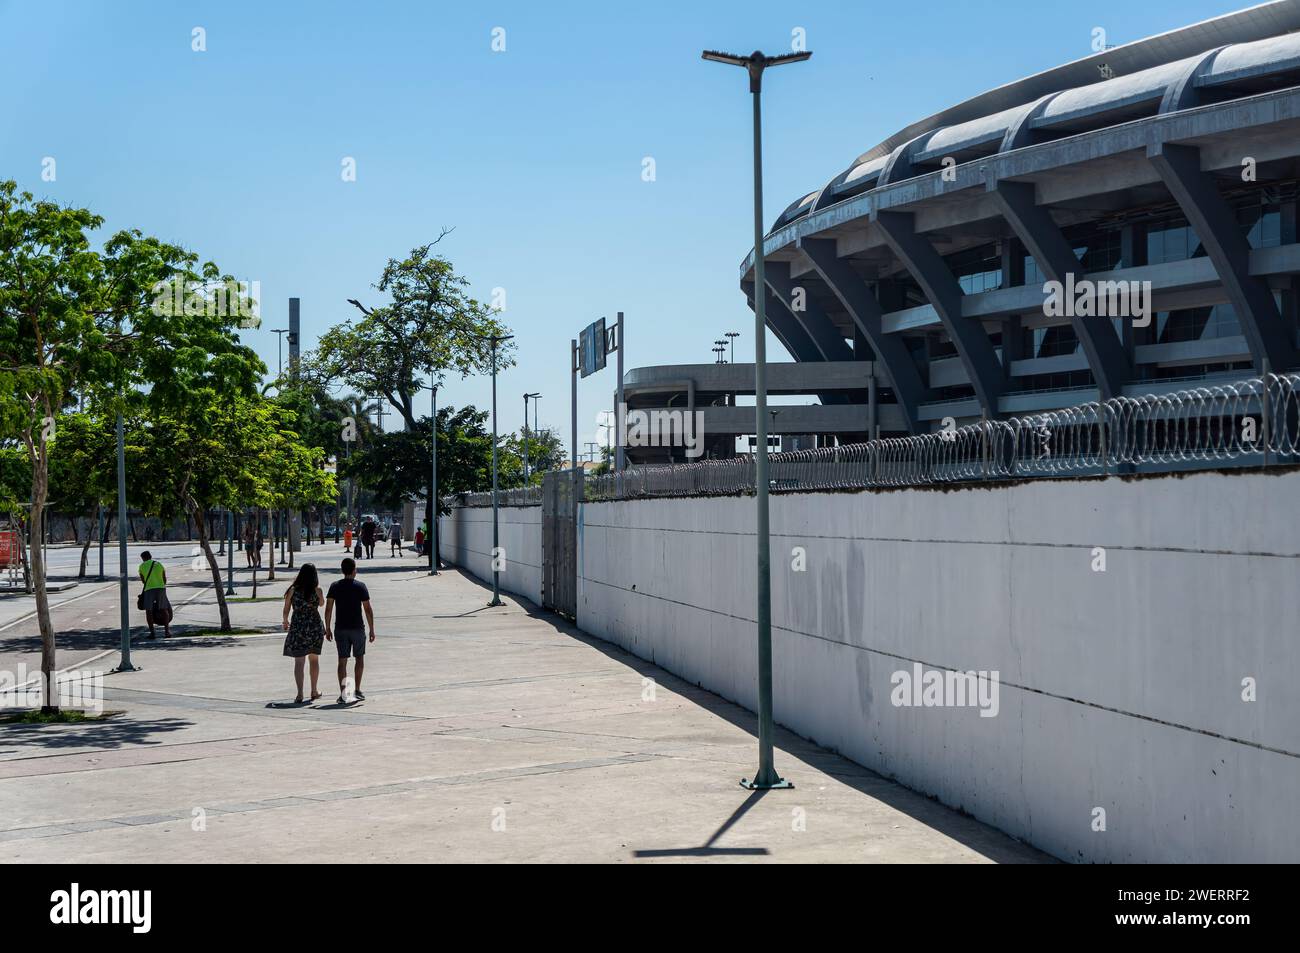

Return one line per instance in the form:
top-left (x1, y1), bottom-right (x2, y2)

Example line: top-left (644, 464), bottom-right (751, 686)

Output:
top-left (439, 505), bottom-right (542, 606)
top-left (575, 471), bottom-right (1300, 863)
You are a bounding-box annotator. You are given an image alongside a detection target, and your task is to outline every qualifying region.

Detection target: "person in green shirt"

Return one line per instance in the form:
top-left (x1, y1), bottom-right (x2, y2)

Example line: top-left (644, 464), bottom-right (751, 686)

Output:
top-left (138, 551), bottom-right (173, 639)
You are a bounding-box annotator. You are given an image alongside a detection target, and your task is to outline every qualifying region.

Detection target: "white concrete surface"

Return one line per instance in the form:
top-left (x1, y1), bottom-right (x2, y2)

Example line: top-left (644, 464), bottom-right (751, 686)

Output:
top-left (440, 504), bottom-right (542, 605)
top-left (444, 470), bottom-right (1300, 862)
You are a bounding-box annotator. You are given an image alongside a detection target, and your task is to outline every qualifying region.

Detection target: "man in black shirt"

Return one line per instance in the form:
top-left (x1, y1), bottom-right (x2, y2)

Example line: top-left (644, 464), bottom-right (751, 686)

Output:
top-left (324, 557), bottom-right (375, 704)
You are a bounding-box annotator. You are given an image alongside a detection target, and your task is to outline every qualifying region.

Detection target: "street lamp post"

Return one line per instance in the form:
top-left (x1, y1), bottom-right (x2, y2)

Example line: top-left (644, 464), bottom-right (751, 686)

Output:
top-left (523, 392), bottom-right (541, 484)
top-left (429, 376), bottom-right (438, 576)
top-left (726, 330), bottom-right (740, 363)
top-left (703, 45), bottom-right (810, 791)
top-left (110, 409), bottom-right (136, 674)
top-left (271, 328), bottom-right (289, 380)
top-left (225, 509), bottom-right (235, 595)
top-left (486, 334), bottom-right (513, 607)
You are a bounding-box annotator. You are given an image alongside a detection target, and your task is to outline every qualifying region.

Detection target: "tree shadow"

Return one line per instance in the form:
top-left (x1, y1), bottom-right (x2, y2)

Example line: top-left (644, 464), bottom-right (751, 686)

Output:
top-left (0, 715), bottom-right (193, 751)
top-left (1, 624), bottom-right (254, 654)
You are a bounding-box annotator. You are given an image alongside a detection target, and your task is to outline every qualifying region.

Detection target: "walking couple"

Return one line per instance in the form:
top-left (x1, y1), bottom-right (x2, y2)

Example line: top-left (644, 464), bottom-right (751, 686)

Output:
top-left (281, 558), bottom-right (376, 705)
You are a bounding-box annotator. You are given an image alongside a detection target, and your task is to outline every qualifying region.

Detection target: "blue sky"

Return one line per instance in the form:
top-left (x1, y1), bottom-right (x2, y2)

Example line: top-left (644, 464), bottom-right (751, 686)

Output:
top-left (0, 0), bottom-right (1250, 455)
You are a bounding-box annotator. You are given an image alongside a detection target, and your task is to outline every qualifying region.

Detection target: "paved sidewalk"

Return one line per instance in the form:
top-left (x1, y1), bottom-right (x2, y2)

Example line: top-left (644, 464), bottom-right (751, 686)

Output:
top-left (0, 560), bottom-right (1050, 863)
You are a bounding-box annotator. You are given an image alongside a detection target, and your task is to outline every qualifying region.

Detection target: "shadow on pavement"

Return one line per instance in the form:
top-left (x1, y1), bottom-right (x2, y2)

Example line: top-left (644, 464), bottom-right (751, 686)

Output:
top-left (1, 625), bottom-right (256, 655)
top-left (633, 790), bottom-right (772, 857)
top-left (0, 715), bottom-right (193, 751)
top-left (450, 568), bottom-right (1054, 864)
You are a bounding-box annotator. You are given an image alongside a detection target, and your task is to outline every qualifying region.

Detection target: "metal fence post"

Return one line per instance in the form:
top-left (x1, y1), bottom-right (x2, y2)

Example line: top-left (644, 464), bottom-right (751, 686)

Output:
top-left (1261, 358), bottom-right (1271, 468)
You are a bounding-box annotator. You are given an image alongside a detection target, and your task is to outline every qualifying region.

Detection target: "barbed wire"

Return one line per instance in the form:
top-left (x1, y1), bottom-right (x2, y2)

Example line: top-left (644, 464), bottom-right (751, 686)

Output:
top-left (450, 373), bottom-right (1299, 505)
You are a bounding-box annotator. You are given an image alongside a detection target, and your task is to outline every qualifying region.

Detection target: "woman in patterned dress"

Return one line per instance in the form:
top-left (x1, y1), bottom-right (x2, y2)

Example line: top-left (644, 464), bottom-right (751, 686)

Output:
top-left (282, 563), bottom-right (326, 703)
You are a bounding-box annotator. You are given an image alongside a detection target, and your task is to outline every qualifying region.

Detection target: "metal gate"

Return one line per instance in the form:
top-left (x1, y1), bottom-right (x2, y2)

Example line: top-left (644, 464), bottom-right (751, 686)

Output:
top-left (542, 468), bottom-right (580, 618)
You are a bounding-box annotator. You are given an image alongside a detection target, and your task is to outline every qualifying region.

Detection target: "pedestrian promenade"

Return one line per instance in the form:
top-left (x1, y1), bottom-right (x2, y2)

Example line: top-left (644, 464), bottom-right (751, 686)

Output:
top-left (0, 559), bottom-right (1049, 862)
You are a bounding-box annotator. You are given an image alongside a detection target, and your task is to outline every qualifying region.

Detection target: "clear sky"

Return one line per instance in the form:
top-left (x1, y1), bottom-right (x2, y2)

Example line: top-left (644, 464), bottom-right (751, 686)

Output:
top-left (0, 0), bottom-right (1252, 455)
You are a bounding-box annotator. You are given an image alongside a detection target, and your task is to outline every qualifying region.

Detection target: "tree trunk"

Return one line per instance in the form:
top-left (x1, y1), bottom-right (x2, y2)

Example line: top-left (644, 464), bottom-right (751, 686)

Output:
top-left (28, 453), bottom-right (57, 712)
top-left (78, 516), bottom-right (92, 578)
top-left (129, 515), bottom-right (138, 542)
top-left (186, 496), bottom-right (231, 632)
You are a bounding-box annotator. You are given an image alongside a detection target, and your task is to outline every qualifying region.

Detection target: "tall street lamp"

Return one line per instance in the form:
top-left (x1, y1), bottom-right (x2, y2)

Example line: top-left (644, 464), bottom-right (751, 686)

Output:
top-left (726, 330), bottom-right (740, 363)
top-left (428, 376), bottom-right (438, 576)
top-left (523, 392), bottom-right (541, 484)
top-left (110, 408), bottom-right (136, 674)
top-left (703, 46), bottom-right (810, 791)
top-left (531, 394), bottom-right (541, 456)
top-left (270, 327), bottom-right (289, 380)
top-left (486, 334), bottom-right (513, 607)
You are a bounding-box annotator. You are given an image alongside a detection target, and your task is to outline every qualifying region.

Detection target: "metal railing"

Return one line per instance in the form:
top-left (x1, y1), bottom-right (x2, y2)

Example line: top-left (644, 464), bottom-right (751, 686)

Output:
top-left (448, 373), bottom-right (1300, 505)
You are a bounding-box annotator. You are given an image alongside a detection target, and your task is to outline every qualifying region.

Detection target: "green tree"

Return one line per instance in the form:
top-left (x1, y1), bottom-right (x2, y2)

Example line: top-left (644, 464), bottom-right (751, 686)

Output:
top-left (46, 411), bottom-right (118, 577)
top-left (504, 426), bottom-right (565, 486)
top-left (340, 404), bottom-right (494, 515)
top-left (306, 238), bottom-right (514, 431)
top-left (0, 182), bottom-right (208, 709)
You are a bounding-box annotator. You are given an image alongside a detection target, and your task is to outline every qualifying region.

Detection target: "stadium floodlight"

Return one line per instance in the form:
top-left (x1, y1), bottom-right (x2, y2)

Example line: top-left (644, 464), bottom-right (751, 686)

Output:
top-left (703, 44), bottom-right (811, 791)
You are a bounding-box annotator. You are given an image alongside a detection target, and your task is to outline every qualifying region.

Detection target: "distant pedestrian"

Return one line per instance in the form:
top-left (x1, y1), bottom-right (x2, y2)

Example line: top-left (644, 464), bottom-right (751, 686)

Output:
top-left (243, 523), bottom-right (255, 568)
top-left (325, 557), bottom-right (374, 704)
top-left (360, 517), bottom-right (377, 559)
top-left (388, 521), bottom-right (402, 556)
top-left (413, 526), bottom-right (424, 557)
top-left (254, 527), bottom-right (264, 568)
top-left (343, 522), bottom-right (353, 553)
top-left (282, 563), bottom-right (325, 704)
top-left (137, 551), bottom-right (172, 639)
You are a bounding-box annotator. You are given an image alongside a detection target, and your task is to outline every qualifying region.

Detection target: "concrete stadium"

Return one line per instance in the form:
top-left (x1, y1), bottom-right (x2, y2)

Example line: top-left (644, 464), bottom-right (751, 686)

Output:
top-left (625, 1), bottom-right (1300, 461)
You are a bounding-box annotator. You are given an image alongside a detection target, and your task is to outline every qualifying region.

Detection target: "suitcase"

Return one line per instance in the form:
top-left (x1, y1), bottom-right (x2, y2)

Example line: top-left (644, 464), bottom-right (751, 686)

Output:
top-left (353, 541), bottom-right (362, 558)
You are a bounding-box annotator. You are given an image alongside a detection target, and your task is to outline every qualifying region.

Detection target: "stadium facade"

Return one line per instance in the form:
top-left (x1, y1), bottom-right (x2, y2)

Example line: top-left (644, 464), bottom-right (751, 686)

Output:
top-left (623, 2), bottom-right (1300, 461)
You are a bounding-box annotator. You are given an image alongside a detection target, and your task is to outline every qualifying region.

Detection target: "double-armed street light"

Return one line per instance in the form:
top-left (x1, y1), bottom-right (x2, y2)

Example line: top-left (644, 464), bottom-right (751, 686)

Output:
top-left (702, 45), bottom-right (811, 791)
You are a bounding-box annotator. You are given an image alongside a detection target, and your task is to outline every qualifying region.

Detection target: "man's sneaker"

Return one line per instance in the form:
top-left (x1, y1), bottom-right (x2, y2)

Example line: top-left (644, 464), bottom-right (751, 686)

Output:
top-left (336, 695), bottom-right (347, 705)
top-left (355, 691), bottom-right (366, 701)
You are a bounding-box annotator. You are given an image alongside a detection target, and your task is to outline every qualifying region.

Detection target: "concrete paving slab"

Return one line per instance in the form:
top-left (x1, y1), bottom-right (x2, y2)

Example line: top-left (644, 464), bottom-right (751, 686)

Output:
top-left (0, 565), bottom-right (1051, 863)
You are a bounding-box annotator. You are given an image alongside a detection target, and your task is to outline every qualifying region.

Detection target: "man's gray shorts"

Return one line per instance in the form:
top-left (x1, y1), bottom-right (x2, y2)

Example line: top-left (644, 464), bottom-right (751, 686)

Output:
top-left (335, 628), bottom-right (367, 659)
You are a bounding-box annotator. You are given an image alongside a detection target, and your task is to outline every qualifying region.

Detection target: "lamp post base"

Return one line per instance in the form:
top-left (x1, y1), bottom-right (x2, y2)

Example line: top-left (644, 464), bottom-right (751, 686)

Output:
top-left (740, 775), bottom-right (793, 790)
top-left (110, 663), bottom-right (141, 674)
